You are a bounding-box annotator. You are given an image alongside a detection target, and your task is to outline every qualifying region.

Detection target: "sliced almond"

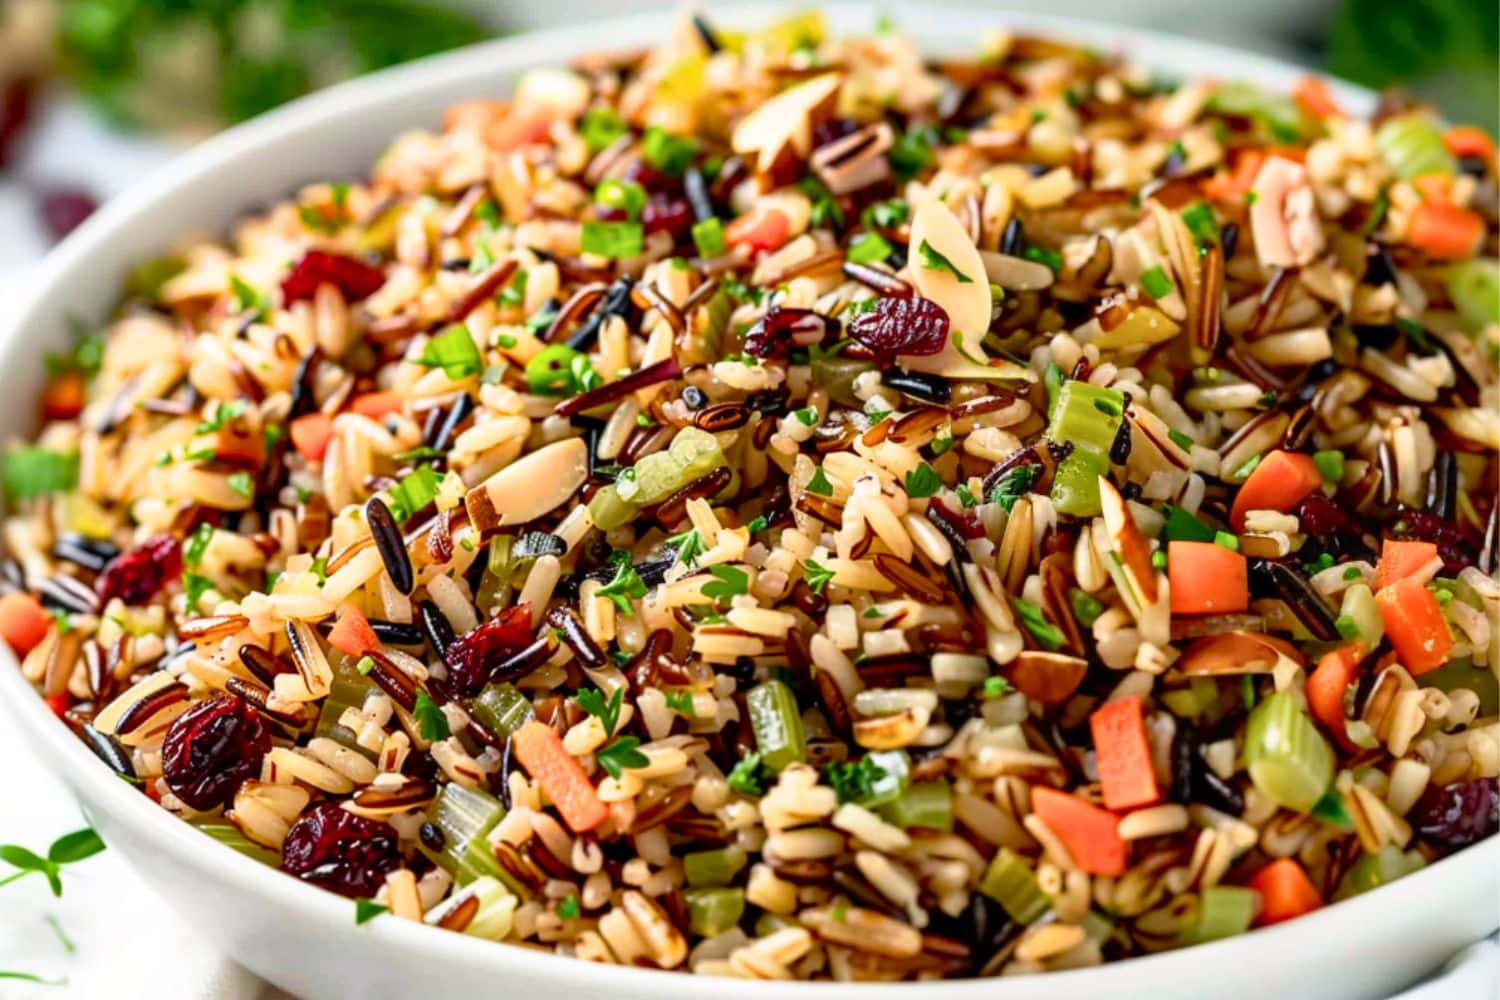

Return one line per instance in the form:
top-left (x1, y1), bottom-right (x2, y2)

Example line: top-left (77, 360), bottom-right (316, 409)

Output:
top-left (1177, 630), bottom-right (1305, 676)
top-left (731, 73), bottom-right (842, 176)
top-left (1005, 651), bottom-right (1088, 705)
top-left (464, 436), bottom-right (588, 535)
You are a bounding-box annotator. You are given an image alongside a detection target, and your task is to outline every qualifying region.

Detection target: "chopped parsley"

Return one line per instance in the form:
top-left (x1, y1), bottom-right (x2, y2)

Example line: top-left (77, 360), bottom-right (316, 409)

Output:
top-left (823, 756), bottom-right (887, 803)
top-left (987, 464), bottom-right (1037, 512)
top-left (1180, 201), bottom-right (1219, 246)
top-left (903, 462), bottom-right (942, 498)
top-left (982, 675), bottom-right (1013, 699)
top-left (917, 239), bottom-right (974, 283)
top-left (3, 446), bottom-right (79, 502)
top-left (889, 125), bottom-right (936, 177)
top-left (598, 561), bottom-right (648, 614)
top-left (354, 899), bottom-right (387, 925)
top-left (557, 894), bottom-right (581, 919)
top-left (667, 528), bottom-right (705, 567)
top-left (1013, 597), bottom-right (1064, 651)
top-left (805, 466), bottom-right (834, 496)
top-left (664, 690), bottom-right (696, 717)
top-left (862, 198), bottom-right (909, 229)
top-left (596, 735), bottom-right (649, 780)
top-left (412, 691), bottom-right (450, 742)
top-left (846, 231), bottom-right (892, 265)
top-left (797, 175), bottom-right (844, 230)
top-left (196, 399), bottom-right (248, 434)
top-left (576, 686), bottom-right (625, 735)
top-left (726, 751), bottom-right (767, 796)
top-left (228, 274), bottom-right (267, 319)
top-left (702, 564), bottom-right (750, 602)
top-left (416, 324), bottom-right (483, 380)
top-left (226, 471), bottom-right (254, 499)
top-left (804, 558), bottom-right (835, 594)
top-left (1167, 428), bottom-right (1195, 452)
top-left (1141, 264), bottom-right (1174, 299)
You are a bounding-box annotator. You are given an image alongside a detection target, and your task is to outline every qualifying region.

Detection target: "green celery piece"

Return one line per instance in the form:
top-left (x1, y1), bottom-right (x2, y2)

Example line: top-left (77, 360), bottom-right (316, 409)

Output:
top-left (1163, 504), bottom-right (1217, 542)
top-left (1046, 380), bottom-right (1125, 454)
top-left (1422, 658), bottom-right (1499, 717)
top-left (809, 356), bottom-right (877, 409)
top-left (586, 484), bottom-right (638, 531)
top-left (470, 683), bottom-right (533, 740)
top-left (1184, 886), bottom-right (1259, 944)
top-left (419, 784), bottom-right (518, 892)
top-left (1243, 692), bottom-right (1334, 813)
top-left (684, 887), bottom-right (746, 936)
top-left (193, 822), bottom-right (281, 867)
top-left (593, 427), bottom-right (727, 529)
top-left (1050, 448), bottom-right (1111, 518)
top-left (746, 679), bottom-right (806, 772)
top-left (879, 779), bottom-right (952, 832)
top-left (979, 847), bottom-right (1051, 923)
top-left (313, 660), bottom-right (378, 759)
top-left (683, 845), bottom-right (747, 888)
top-left (857, 750), bottom-right (910, 808)
top-left (1334, 845), bottom-right (1426, 901)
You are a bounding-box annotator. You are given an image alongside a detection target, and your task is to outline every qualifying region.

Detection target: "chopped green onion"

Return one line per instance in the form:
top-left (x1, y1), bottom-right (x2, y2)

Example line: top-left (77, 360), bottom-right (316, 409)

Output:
top-left (1167, 428), bottom-right (1195, 452)
top-left (1180, 201), bottom-right (1219, 246)
top-left (683, 846), bottom-right (747, 888)
top-left (1023, 245), bottom-right (1062, 271)
top-left (595, 179), bottom-right (646, 220)
top-left (691, 217), bottom-right (726, 257)
top-left (684, 887), bottom-right (745, 936)
top-left (1243, 692), bottom-right (1335, 813)
top-left (641, 126), bottom-right (697, 175)
top-left (580, 107), bottom-right (628, 153)
top-left (1213, 530), bottom-right (1240, 552)
top-left (581, 220), bottom-right (644, 259)
top-left (416, 324), bottom-right (483, 379)
top-left (525, 343), bottom-right (600, 395)
top-left (746, 679), bottom-right (805, 772)
top-left (387, 466), bottom-right (443, 523)
top-left (1013, 597), bottom-right (1065, 651)
top-left (1141, 265), bottom-right (1174, 300)
top-left (1069, 588), bottom-right (1104, 628)
top-left (979, 847), bottom-right (1051, 924)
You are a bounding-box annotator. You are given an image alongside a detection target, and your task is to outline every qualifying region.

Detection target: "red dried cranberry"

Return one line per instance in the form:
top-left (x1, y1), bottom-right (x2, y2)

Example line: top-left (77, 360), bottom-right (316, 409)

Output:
top-left (281, 802), bottom-right (402, 898)
top-left (1389, 507), bottom-right (1478, 573)
top-left (38, 188), bottom-right (98, 242)
top-left (640, 194), bottom-right (693, 240)
top-left (444, 605), bottom-right (535, 696)
top-left (847, 295), bottom-right (950, 361)
top-left (620, 160), bottom-right (681, 195)
top-left (1295, 494), bottom-right (1373, 560)
top-left (743, 306), bottom-right (840, 358)
top-left (280, 251), bottom-right (386, 307)
top-left (160, 696), bottom-right (270, 811)
top-left (96, 534), bottom-right (182, 606)
top-left (1411, 778), bottom-right (1499, 854)
top-left (0, 78), bottom-right (35, 170)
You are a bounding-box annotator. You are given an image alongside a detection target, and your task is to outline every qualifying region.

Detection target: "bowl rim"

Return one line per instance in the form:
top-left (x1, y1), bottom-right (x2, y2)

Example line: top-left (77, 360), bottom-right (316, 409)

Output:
top-left (1, 3), bottom-right (1495, 995)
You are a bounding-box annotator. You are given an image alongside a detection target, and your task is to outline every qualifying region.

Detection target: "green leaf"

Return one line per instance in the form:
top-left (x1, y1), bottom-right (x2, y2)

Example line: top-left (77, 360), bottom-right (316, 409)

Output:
top-left (388, 466), bottom-right (443, 523)
top-left (1023, 246), bottom-right (1062, 272)
top-left (664, 690), bottom-right (695, 717)
top-left (228, 275), bottom-right (267, 318)
top-left (1012, 597), bottom-right (1064, 651)
top-left (726, 751), bottom-right (767, 795)
top-left (702, 564), bottom-right (749, 602)
top-left (903, 463), bottom-right (942, 499)
top-left (982, 676), bottom-right (1012, 698)
top-left (987, 464), bottom-right (1037, 512)
top-left (416, 325), bottom-right (483, 380)
top-left (3, 447), bottom-right (79, 502)
top-left (667, 528), bottom-right (705, 567)
top-left (355, 899), bottom-right (388, 925)
top-left (196, 400), bottom-right (248, 434)
top-left (581, 221), bottom-right (644, 259)
top-left (597, 562), bottom-right (648, 614)
top-left (412, 691), bottom-right (450, 742)
top-left (1180, 201), bottom-right (1219, 247)
top-left (862, 198), bottom-right (909, 229)
top-left (805, 466), bottom-right (833, 496)
top-left (804, 558), bottom-right (835, 595)
top-left (0, 844), bottom-right (47, 872)
top-left (641, 127), bottom-right (697, 175)
top-left (226, 471), bottom-right (254, 499)
top-left (185, 523), bottom-right (214, 567)
top-left (846, 231), bottom-right (892, 265)
top-left (691, 217), bottom-right (727, 258)
top-left (889, 126), bottom-right (936, 177)
top-left (47, 828), bottom-right (104, 866)
top-left (1141, 264), bottom-right (1174, 300)
top-left (557, 893), bottom-right (580, 919)
top-left (595, 735), bottom-right (649, 780)
top-left (797, 175), bottom-right (844, 230)
top-left (823, 756), bottom-right (887, 803)
top-left (0, 970), bottom-right (66, 986)
top-left (917, 239), bottom-right (974, 283)
top-left (576, 686), bottom-right (624, 736)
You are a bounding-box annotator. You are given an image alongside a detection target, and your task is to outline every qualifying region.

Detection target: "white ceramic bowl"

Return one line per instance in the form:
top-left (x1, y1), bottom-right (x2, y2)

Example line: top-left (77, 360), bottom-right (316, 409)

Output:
top-left (0, 7), bottom-right (1495, 998)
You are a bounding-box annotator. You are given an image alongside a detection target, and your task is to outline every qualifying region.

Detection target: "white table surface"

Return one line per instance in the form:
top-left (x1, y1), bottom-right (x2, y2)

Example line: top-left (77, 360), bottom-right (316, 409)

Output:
top-left (0, 80), bottom-right (1495, 1000)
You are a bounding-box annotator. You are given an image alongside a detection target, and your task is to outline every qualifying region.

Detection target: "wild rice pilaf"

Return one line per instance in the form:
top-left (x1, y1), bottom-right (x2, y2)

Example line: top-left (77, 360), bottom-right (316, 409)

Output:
top-left (3, 12), bottom-right (1498, 980)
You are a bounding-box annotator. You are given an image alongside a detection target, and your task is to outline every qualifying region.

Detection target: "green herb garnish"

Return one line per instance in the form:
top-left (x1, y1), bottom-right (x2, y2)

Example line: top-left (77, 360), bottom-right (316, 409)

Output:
top-left (581, 220), bottom-right (644, 259)
top-left (903, 462), bottom-right (942, 498)
top-left (416, 324), bottom-right (484, 379)
top-left (917, 239), bottom-right (974, 283)
top-left (0, 828), bottom-right (105, 897)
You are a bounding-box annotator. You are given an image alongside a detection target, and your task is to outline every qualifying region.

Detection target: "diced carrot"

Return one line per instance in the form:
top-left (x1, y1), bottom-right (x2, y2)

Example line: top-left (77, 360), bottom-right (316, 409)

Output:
top-left (1376, 577), bottom-right (1453, 675)
top-left (327, 606), bottom-right (380, 658)
top-left (1202, 150), bottom-right (1265, 204)
top-left (1407, 201), bottom-right (1484, 261)
top-left (350, 391), bottom-right (405, 421)
top-left (1443, 126), bottom-right (1497, 164)
top-left (513, 720), bottom-right (609, 833)
top-left (1090, 696), bottom-right (1161, 811)
top-left (1030, 787), bottom-right (1127, 876)
top-left (1307, 643), bottom-right (1363, 750)
top-left (1229, 450), bottom-right (1323, 531)
top-left (1293, 76), bottom-right (1342, 119)
top-left (725, 208), bottom-right (791, 254)
top-left (289, 412), bottom-right (335, 463)
top-left (1168, 540), bottom-right (1249, 615)
top-left (1412, 172), bottom-right (1453, 204)
top-left (0, 592), bottom-right (53, 657)
top-left (1247, 858), bottom-right (1323, 926)
top-left (42, 372), bottom-right (87, 421)
top-left (1375, 538), bottom-right (1440, 591)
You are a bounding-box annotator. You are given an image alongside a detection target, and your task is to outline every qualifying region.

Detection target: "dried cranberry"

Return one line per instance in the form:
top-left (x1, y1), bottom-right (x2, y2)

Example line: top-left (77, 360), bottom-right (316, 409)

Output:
top-left (1295, 494), bottom-right (1372, 560)
top-left (0, 78), bottom-right (35, 170)
top-left (1411, 778), bottom-right (1499, 854)
top-left (1389, 507), bottom-right (1478, 573)
top-left (620, 160), bottom-right (680, 195)
top-left (743, 306), bottom-right (839, 358)
top-left (281, 802), bottom-right (402, 898)
top-left (640, 193), bottom-right (693, 240)
top-left (595, 205), bottom-right (631, 223)
top-left (161, 696), bottom-right (270, 811)
top-left (280, 251), bottom-right (386, 307)
top-left (38, 188), bottom-right (98, 242)
top-left (96, 534), bottom-right (182, 606)
top-left (444, 605), bottom-right (535, 696)
top-left (847, 295), bottom-right (950, 361)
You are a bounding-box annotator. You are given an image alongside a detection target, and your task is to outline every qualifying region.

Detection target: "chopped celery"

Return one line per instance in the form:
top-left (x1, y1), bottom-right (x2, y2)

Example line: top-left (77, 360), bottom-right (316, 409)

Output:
top-left (1161, 683), bottom-right (1216, 719)
top-left (1375, 113), bottom-right (1456, 181)
top-left (1337, 584), bottom-right (1383, 648)
top-left (426, 876), bottom-right (519, 940)
top-left (810, 356), bottom-right (877, 409)
top-left (419, 783), bottom-right (516, 891)
top-left (685, 887), bottom-right (746, 936)
top-left (683, 845), bottom-right (747, 888)
top-left (1184, 886), bottom-right (1259, 944)
top-left (475, 535), bottom-right (514, 612)
top-left (193, 822), bottom-right (281, 867)
top-left (1422, 658), bottom-right (1499, 717)
top-left (470, 683), bottom-right (533, 740)
top-left (879, 779), bottom-right (952, 832)
top-left (1045, 380), bottom-right (1124, 517)
top-left (314, 660), bottom-right (378, 759)
top-left (1050, 448), bottom-right (1111, 518)
top-left (747, 679), bottom-right (805, 771)
top-left (1208, 82), bottom-right (1306, 143)
top-left (979, 847), bottom-right (1050, 923)
top-left (1334, 845), bottom-right (1426, 901)
top-left (1163, 504), bottom-right (1216, 542)
top-left (586, 485), bottom-right (638, 531)
top-left (858, 750), bottom-right (910, 807)
top-left (590, 427), bottom-right (726, 529)
top-left (1447, 258), bottom-right (1500, 333)
top-left (1243, 692), bottom-right (1334, 813)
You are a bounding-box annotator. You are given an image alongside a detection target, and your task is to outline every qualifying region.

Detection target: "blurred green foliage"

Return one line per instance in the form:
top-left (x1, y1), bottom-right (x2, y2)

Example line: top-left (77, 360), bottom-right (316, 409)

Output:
top-left (1328, 0), bottom-right (1498, 131)
top-left (57, 0), bottom-right (489, 129)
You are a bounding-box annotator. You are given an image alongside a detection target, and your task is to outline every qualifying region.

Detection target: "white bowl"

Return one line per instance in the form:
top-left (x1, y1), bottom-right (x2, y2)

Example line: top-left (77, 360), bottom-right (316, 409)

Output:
top-left (0, 6), bottom-right (1495, 998)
